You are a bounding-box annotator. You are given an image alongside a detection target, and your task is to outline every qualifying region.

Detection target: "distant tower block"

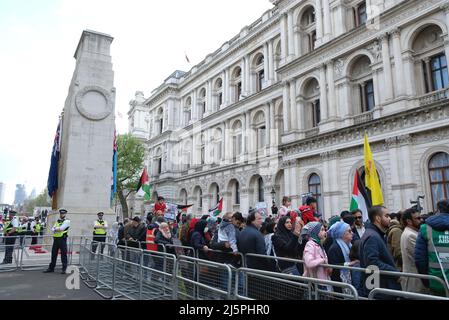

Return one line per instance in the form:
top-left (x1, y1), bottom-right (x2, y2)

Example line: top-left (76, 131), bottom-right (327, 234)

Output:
top-left (51, 30), bottom-right (116, 237)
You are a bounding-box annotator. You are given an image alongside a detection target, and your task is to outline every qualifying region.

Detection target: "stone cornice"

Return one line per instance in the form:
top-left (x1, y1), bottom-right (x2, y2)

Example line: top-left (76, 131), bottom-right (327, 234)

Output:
top-left (281, 98), bottom-right (449, 158)
top-left (277, 0), bottom-right (442, 79)
top-left (145, 86), bottom-right (178, 109)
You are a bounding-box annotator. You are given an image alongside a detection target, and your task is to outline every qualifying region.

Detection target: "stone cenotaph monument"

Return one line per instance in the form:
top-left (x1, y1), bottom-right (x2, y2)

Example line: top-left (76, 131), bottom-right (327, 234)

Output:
top-left (48, 30), bottom-right (116, 237)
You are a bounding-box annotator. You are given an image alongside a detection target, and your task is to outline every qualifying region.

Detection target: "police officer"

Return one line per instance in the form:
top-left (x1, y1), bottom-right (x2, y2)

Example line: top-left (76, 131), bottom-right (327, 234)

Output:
top-left (31, 217), bottom-right (42, 245)
top-left (1, 211), bottom-right (18, 264)
top-left (91, 212), bottom-right (108, 255)
top-left (44, 208), bottom-right (70, 274)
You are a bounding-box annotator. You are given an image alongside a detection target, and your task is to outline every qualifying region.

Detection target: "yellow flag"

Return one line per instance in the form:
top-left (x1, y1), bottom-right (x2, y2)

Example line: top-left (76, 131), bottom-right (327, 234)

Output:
top-left (364, 133), bottom-right (384, 206)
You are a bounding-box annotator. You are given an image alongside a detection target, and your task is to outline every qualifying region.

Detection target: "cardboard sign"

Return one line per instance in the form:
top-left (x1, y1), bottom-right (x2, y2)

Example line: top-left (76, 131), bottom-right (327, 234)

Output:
top-left (164, 203), bottom-right (177, 221)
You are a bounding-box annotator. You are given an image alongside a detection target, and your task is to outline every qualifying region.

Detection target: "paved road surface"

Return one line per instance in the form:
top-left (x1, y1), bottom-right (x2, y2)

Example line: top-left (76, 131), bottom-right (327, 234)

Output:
top-left (0, 270), bottom-right (102, 300)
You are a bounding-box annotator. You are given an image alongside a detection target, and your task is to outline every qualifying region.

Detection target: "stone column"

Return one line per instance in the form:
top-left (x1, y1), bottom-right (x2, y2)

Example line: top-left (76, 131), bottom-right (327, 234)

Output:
top-left (327, 60), bottom-right (336, 118)
top-left (391, 28), bottom-right (406, 97)
top-left (386, 137), bottom-right (402, 210)
top-left (268, 40), bottom-right (275, 82)
top-left (265, 103), bottom-right (271, 149)
top-left (269, 100), bottom-right (276, 148)
top-left (192, 90), bottom-right (198, 121)
top-left (297, 97), bottom-right (306, 131)
top-left (223, 121), bottom-right (229, 164)
top-left (284, 160), bottom-right (299, 208)
top-left (245, 111), bottom-right (251, 157)
top-left (334, 2), bottom-right (346, 36)
top-left (341, 78), bottom-right (351, 117)
top-left (289, 80), bottom-right (298, 130)
top-left (280, 13), bottom-right (288, 63)
top-left (287, 10), bottom-right (295, 61)
top-left (245, 55), bottom-right (251, 95)
top-left (319, 64), bottom-right (328, 121)
top-left (379, 33), bottom-right (394, 102)
top-left (207, 80), bottom-right (213, 113)
top-left (224, 69), bottom-right (230, 106)
top-left (294, 26), bottom-right (301, 56)
top-left (322, 0), bottom-right (331, 40)
top-left (441, 3), bottom-right (449, 60)
top-left (282, 82), bottom-right (291, 132)
top-left (372, 69), bottom-right (380, 108)
top-left (398, 135), bottom-right (416, 208)
top-left (403, 51), bottom-right (416, 96)
top-left (315, 0), bottom-right (324, 45)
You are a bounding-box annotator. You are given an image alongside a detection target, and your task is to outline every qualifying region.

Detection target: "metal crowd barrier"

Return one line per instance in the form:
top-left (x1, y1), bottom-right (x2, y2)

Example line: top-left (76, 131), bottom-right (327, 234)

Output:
top-left (94, 243), bottom-right (118, 299)
top-left (0, 236), bottom-right (22, 272)
top-left (112, 245), bottom-right (144, 300)
top-left (234, 267), bottom-right (358, 300)
top-left (140, 249), bottom-right (177, 300)
top-left (244, 252), bottom-right (449, 299)
top-left (368, 288), bottom-right (449, 300)
top-left (174, 255), bottom-right (232, 300)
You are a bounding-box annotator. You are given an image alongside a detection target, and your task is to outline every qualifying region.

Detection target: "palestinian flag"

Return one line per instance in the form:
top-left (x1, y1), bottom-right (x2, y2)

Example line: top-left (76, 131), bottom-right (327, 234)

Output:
top-left (208, 198), bottom-right (223, 217)
top-left (136, 167), bottom-right (151, 201)
top-left (349, 170), bottom-right (371, 222)
top-left (177, 204), bottom-right (193, 212)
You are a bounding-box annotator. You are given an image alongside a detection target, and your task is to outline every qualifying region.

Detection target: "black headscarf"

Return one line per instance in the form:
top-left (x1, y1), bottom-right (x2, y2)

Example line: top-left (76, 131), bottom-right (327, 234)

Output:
top-left (276, 216), bottom-right (293, 236)
top-left (194, 219), bottom-right (208, 236)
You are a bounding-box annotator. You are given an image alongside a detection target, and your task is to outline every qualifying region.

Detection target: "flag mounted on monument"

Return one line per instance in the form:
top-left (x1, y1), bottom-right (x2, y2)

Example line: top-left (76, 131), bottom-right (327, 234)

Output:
top-left (47, 118), bottom-right (62, 199)
top-left (364, 132), bottom-right (384, 206)
top-left (136, 167), bottom-right (151, 201)
top-left (349, 170), bottom-right (371, 222)
top-left (208, 198), bottom-right (223, 217)
top-left (110, 128), bottom-right (117, 205)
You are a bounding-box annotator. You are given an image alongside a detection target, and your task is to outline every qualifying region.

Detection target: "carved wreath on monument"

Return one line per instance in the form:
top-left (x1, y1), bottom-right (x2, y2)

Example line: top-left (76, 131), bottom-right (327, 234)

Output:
top-left (75, 86), bottom-right (113, 121)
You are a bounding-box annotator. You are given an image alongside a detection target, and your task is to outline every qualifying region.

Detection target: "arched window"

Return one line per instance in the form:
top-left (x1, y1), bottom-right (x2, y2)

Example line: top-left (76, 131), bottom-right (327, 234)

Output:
top-left (215, 78), bottom-right (223, 110)
top-left (429, 152), bottom-right (449, 211)
top-left (412, 25), bottom-right (448, 95)
top-left (156, 108), bottom-right (164, 134)
top-left (232, 67), bottom-right (242, 103)
top-left (308, 173), bottom-right (322, 211)
top-left (199, 88), bottom-right (207, 118)
top-left (302, 78), bottom-right (321, 128)
top-left (254, 54), bottom-right (265, 93)
top-left (184, 97), bottom-right (192, 126)
top-left (299, 6), bottom-right (317, 54)
top-left (200, 134), bottom-right (205, 165)
top-left (232, 120), bottom-right (243, 163)
top-left (258, 176), bottom-right (265, 202)
top-left (349, 55), bottom-right (375, 114)
top-left (199, 188), bottom-right (203, 208)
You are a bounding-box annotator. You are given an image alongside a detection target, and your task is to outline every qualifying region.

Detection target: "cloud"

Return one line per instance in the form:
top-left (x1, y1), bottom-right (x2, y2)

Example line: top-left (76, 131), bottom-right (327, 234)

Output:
top-left (0, 0), bottom-right (271, 204)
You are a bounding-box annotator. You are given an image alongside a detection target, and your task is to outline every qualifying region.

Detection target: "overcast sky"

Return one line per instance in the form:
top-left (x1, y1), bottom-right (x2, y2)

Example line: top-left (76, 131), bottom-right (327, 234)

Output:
top-left (0, 0), bottom-right (272, 204)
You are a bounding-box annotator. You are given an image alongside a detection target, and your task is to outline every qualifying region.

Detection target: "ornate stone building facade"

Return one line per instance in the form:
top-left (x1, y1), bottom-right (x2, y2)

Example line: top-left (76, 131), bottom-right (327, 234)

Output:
top-left (129, 0), bottom-right (449, 219)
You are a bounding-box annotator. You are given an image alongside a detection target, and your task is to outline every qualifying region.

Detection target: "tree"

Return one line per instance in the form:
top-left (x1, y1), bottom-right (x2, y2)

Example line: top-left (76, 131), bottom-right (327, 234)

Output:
top-left (23, 189), bottom-right (51, 214)
top-left (115, 133), bottom-right (146, 219)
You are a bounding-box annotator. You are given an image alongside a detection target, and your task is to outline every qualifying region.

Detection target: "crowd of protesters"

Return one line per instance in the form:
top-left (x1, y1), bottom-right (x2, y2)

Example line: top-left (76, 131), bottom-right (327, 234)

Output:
top-left (111, 196), bottom-right (449, 298)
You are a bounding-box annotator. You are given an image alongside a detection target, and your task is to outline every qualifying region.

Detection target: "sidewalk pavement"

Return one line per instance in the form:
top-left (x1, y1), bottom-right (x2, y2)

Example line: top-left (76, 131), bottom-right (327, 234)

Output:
top-left (0, 270), bottom-right (102, 300)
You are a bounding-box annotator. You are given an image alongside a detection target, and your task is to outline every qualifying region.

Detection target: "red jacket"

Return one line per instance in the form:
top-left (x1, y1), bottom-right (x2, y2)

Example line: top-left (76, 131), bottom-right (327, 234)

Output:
top-left (154, 202), bottom-right (166, 213)
top-left (299, 205), bottom-right (319, 225)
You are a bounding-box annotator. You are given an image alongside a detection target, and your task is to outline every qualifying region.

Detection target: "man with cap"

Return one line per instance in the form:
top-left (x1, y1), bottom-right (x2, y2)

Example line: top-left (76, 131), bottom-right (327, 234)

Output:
top-left (1, 211), bottom-right (19, 264)
top-left (91, 212), bottom-right (108, 256)
top-left (44, 208), bottom-right (71, 274)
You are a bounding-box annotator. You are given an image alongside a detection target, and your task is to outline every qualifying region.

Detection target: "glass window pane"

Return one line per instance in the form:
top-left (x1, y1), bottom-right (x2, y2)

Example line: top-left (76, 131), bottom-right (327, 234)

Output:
top-left (441, 55), bottom-right (447, 67)
top-left (429, 153), bottom-right (449, 168)
top-left (445, 169), bottom-right (449, 181)
top-left (432, 184), bottom-right (444, 205)
top-left (445, 183), bottom-right (449, 199)
top-left (431, 57), bottom-right (441, 70)
top-left (442, 67), bottom-right (449, 88)
top-left (367, 93), bottom-right (375, 111)
top-left (430, 170), bottom-right (443, 182)
top-left (309, 174), bottom-right (321, 184)
top-left (433, 71), bottom-right (443, 90)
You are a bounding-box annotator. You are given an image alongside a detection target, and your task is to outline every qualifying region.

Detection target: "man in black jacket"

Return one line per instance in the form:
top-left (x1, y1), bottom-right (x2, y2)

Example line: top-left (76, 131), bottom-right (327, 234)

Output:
top-left (359, 206), bottom-right (401, 297)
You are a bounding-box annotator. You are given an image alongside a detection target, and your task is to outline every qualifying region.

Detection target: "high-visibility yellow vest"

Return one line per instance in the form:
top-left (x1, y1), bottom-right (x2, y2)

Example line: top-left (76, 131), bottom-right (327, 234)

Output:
top-left (93, 220), bottom-right (107, 235)
top-left (4, 220), bottom-right (13, 234)
top-left (34, 223), bottom-right (41, 233)
top-left (53, 220), bottom-right (69, 238)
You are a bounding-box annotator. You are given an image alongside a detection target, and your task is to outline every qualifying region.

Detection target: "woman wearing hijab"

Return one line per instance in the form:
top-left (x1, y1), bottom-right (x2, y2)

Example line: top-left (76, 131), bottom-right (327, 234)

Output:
top-left (190, 219), bottom-right (210, 260)
top-left (303, 221), bottom-right (332, 289)
top-left (272, 216), bottom-right (303, 275)
top-left (327, 221), bottom-right (358, 292)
